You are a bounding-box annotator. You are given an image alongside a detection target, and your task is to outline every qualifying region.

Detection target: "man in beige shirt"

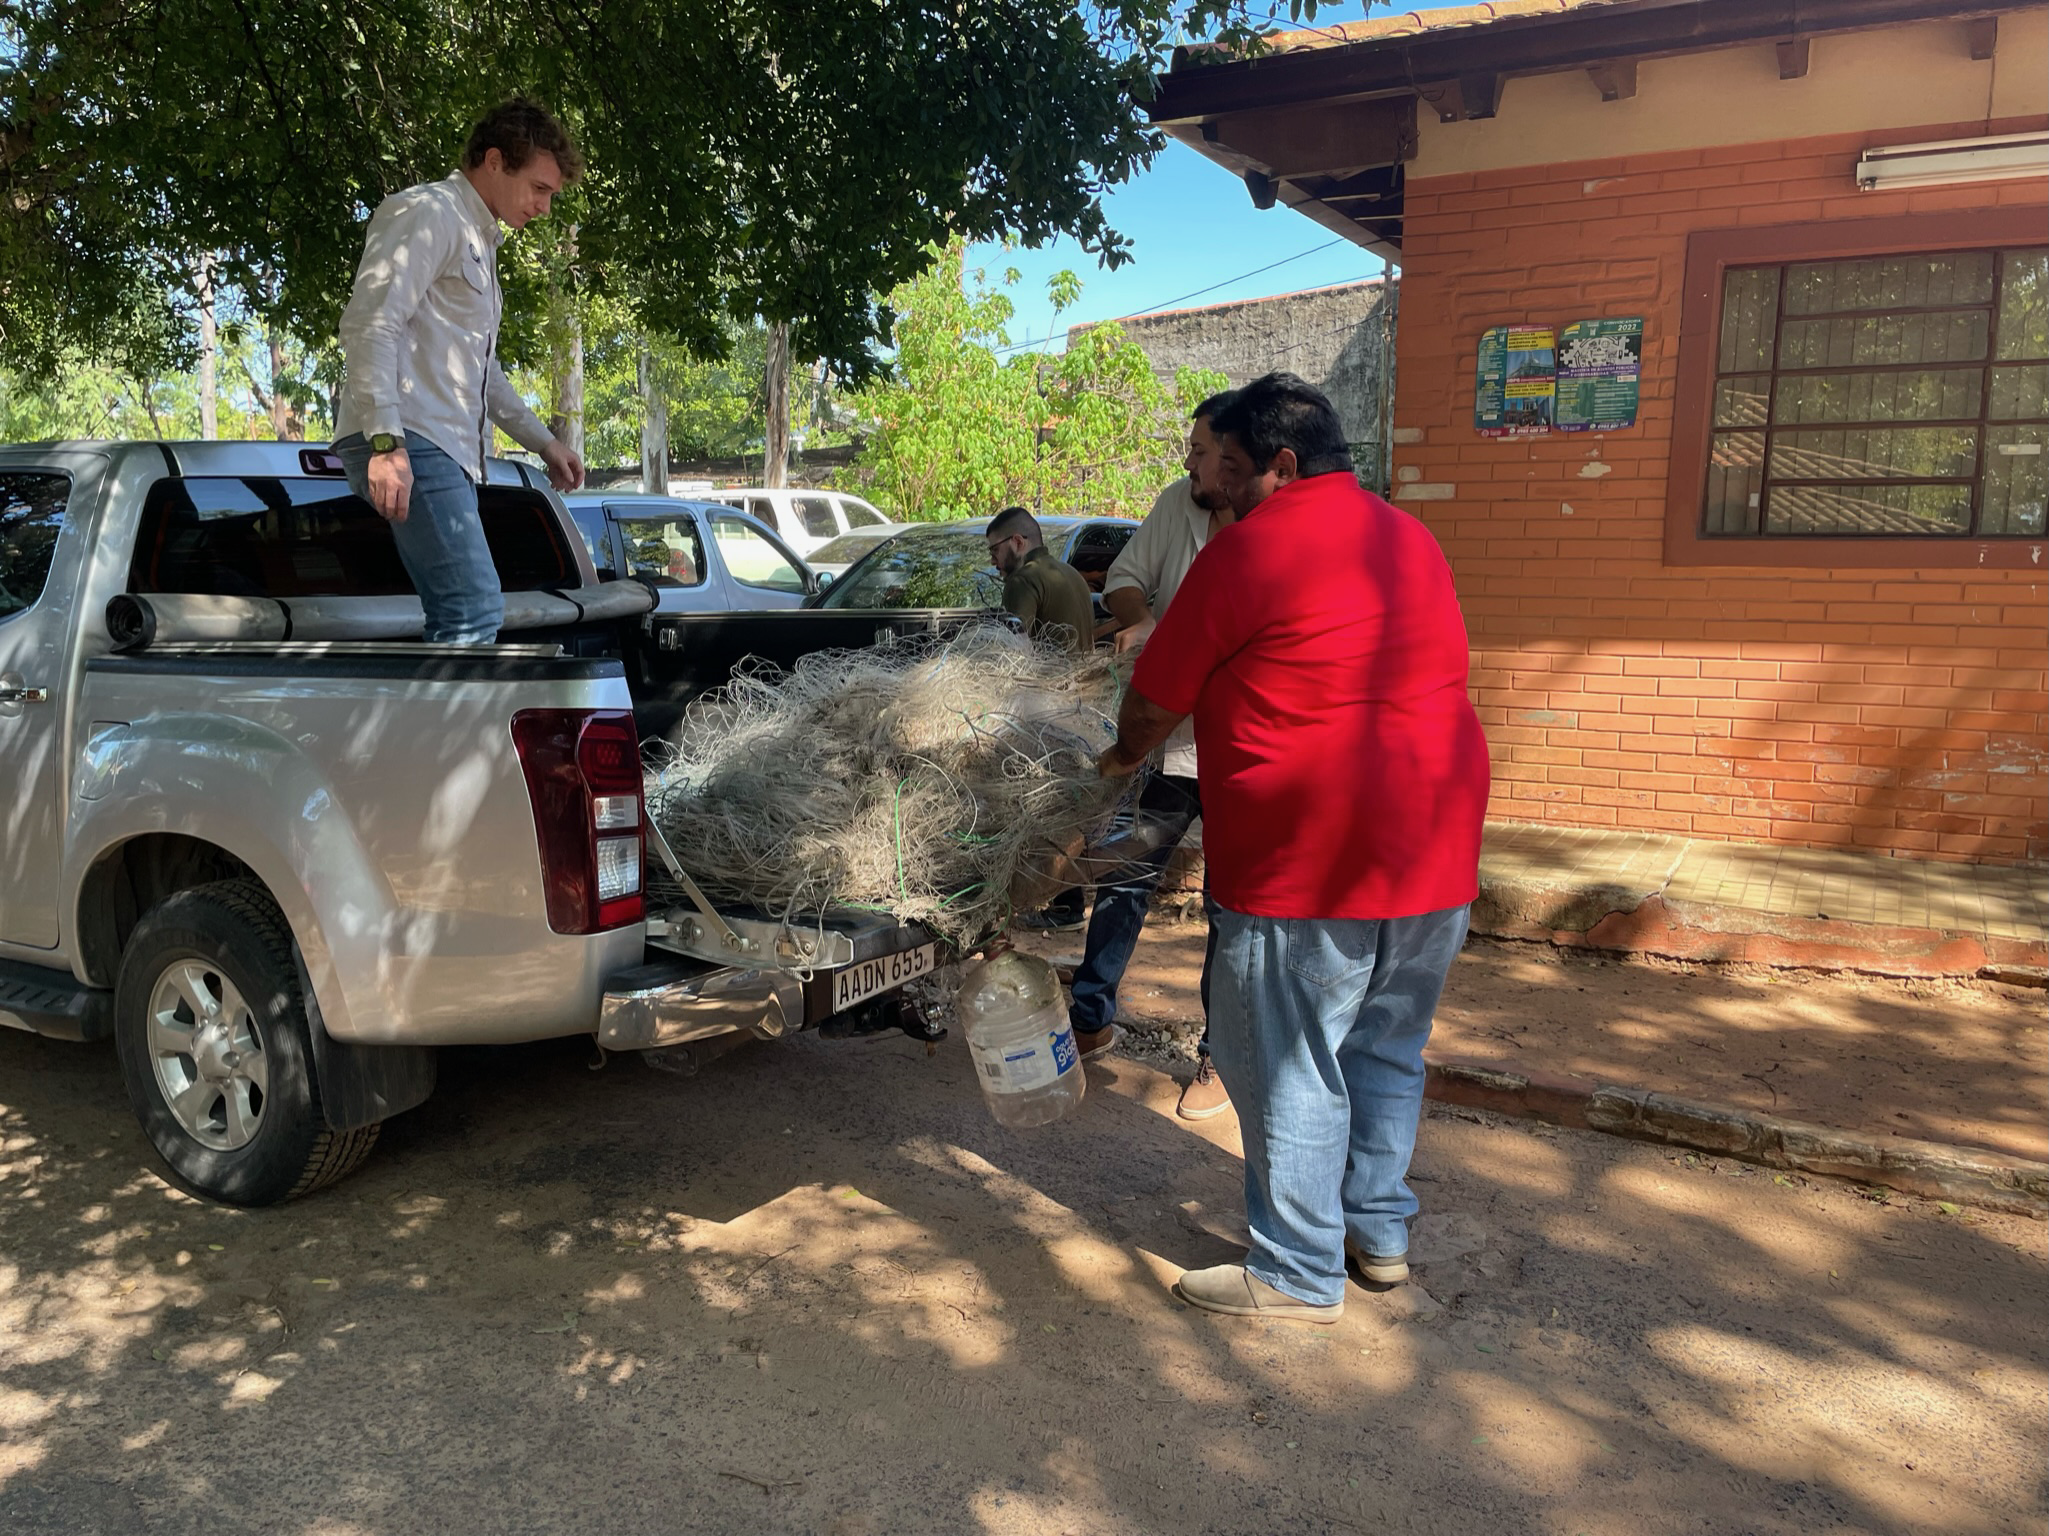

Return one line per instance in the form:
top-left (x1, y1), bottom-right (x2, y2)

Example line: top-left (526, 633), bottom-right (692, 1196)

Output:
top-left (1072, 391), bottom-right (1237, 1114)
top-left (333, 98), bottom-right (587, 643)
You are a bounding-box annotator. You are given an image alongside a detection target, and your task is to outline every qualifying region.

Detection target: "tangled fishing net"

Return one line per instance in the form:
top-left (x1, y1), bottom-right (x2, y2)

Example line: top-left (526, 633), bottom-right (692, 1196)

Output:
top-left (643, 628), bottom-right (1132, 947)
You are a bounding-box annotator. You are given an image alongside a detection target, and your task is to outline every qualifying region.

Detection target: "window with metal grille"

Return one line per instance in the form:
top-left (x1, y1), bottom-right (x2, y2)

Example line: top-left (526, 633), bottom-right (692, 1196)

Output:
top-left (1702, 246), bottom-right (2046, 539)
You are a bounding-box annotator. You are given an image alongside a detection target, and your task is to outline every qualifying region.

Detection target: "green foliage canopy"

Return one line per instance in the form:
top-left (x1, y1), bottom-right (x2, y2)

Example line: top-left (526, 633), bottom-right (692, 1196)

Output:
top-left (0, 0), bottom-right (1316, 380)
top-left (845, 243), bottom-right (1225, 521)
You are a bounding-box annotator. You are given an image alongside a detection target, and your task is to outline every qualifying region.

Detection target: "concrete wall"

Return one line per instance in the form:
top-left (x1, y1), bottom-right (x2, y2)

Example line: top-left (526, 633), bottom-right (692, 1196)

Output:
top-left (1074, 277), bottom-right (1398, 486)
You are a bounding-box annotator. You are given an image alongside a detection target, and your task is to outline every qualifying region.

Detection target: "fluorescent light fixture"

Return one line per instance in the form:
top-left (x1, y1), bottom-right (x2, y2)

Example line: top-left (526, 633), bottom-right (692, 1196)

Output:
top-left (1855, 131), bottom-right (2049, 191)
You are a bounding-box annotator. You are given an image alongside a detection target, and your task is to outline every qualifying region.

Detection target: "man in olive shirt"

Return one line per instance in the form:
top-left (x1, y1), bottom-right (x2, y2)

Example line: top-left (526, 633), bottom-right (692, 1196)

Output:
top-left (989, 505), bottom-right (1099, 938)
top-left (989, 506), bottom-right (1095, 655)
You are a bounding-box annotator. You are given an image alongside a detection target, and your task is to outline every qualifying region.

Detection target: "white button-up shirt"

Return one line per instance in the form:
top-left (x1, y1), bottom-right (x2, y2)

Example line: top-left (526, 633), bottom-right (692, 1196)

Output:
top-left (335, 171), bottom-right (554, 480)
top-left (1104, 476), bottom-right (1217, 780)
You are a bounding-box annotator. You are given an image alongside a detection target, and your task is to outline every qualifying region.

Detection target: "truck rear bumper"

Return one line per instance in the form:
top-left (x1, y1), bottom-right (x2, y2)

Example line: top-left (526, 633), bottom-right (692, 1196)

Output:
top-left (598, 956), bottom-right (806, 1051)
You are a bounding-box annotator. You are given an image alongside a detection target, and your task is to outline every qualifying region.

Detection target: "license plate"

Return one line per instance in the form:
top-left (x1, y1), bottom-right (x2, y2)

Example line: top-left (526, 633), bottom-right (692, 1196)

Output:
top-left (830, 943), bottom-right (936, 1012)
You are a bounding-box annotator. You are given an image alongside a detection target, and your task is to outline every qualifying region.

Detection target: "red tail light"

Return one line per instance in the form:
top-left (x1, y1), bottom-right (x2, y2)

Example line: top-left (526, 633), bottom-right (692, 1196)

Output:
top-left (510, 709), bottom-right (645, 933)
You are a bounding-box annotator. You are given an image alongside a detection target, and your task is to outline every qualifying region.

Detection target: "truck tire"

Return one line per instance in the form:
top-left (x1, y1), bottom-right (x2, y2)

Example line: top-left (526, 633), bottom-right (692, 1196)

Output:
top-left (114, 878), bottom-right (379, 1206)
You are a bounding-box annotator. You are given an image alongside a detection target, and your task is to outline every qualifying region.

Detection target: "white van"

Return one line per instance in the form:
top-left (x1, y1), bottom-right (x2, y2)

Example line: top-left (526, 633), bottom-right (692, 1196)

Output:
top-left (704, 488), bottom-right (896, 557)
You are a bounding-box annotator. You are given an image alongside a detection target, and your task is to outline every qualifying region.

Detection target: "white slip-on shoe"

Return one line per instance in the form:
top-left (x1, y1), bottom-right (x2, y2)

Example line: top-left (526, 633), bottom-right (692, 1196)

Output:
top-left (1172, 1263), bottom-right (1342, 1325)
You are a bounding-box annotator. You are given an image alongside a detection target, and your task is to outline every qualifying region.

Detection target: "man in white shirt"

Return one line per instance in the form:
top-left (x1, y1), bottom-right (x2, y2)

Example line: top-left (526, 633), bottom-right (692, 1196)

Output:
top-left (1069, 391), bottom-right (1236, 1118)
top-left (333, 98), bottom-right (587, 643)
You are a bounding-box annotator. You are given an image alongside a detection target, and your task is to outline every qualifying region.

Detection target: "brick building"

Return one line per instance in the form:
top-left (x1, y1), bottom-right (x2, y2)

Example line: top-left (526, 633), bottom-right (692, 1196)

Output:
top-left (1154, 0), bottom-right (2048, 864)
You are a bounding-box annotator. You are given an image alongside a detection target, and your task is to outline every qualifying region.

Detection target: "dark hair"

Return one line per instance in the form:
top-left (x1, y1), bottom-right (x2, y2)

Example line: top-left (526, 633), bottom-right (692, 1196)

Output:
top-left (1211, 371), bottom-right (1353, 478)
top-left (1192, 389), bottom-right (1237, 423)
top-left (988, 505), bottom-right (1042, 545)
top-left (463, 97), bottom-right (583, 181)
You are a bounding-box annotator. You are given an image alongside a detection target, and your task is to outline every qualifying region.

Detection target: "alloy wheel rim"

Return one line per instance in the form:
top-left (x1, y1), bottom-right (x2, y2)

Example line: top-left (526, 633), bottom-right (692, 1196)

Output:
top-left (146, 959), bottom-right (268, 1151)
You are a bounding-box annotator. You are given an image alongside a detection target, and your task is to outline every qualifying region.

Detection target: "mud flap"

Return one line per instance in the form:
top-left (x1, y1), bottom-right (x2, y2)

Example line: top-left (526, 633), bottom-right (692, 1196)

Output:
top-left (308, 1028), bottom-right (437, 1132)
top-left (294, 952), bottom-right (437, 1132)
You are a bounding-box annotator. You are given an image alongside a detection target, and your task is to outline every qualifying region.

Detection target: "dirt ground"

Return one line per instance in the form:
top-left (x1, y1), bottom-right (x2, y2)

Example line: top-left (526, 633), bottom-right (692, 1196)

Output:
top-left (2, 1003), bottom-right (2044, 1536)
top-left (1022, 920), bottom-right (2049, 1163)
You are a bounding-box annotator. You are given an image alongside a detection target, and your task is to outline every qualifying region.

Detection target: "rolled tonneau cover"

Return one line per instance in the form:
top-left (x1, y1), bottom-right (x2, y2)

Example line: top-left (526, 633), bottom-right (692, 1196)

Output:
top-left (105, 579), bottom-right (658, 653)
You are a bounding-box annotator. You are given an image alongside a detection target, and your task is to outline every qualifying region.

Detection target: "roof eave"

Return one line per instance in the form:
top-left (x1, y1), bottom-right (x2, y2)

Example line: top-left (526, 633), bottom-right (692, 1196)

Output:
top-left (1151, 0), bottom-right (2028, 123)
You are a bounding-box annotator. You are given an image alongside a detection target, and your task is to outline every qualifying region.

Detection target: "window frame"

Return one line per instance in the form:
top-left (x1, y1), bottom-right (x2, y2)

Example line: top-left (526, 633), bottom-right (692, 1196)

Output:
top-left (0, 469), bottom-right (73, 623)
top-left (615, 512), bottom-right (710, 590)
top-left (792, 495), bottom-right (841, 541)
top-left (1666, 207), bottom-right (2047, 570)
top-left (708, 512), bottom-right (809, 594)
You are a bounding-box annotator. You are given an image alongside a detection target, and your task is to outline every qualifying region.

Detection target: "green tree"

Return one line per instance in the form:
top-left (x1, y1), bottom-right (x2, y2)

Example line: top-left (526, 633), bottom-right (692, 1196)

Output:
top-left (845, 244), bottom-right (1040, 521)
top-left (506, 297), bottom-right (772, 471)
top-left (843, 243), bottom-right (1226, 521)
top-left (1039, 322), bottom-right (1225, 516)
top-left (0, 1), bottom-right (1330, 384)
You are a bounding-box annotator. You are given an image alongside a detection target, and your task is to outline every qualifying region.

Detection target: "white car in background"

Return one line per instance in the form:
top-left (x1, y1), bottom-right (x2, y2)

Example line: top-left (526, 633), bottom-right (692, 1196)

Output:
top-left (703, 487), bottom-right (894, 557)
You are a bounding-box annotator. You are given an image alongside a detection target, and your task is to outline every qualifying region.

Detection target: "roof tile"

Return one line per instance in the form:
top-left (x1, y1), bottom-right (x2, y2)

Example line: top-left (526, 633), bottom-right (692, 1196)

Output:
top-left (1261, 0), bottom-right (1635, 54)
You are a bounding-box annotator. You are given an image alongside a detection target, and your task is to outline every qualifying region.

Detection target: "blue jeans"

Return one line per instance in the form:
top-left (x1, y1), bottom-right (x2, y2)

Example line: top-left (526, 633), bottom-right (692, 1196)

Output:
top-left (1068, 775), bottom-right (1214, 1042)
top-left (335, 431), bottom-right (502, 644)
top-left (1208, 903), bottom-right (1471, 1307)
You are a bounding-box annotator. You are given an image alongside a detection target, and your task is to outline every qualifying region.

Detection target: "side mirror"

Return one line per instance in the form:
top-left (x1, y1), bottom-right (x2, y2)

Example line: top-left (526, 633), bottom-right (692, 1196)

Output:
top-left (802, 571), bottom-right (824, 598)
top-left (816, 571), bottom-right (835, 588)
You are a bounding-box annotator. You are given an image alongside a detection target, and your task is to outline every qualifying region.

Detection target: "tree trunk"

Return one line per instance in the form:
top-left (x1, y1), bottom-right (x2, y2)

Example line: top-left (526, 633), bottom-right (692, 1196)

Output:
top-left (638, 337), bottom-right (669, 495)
top-left (267, 331), bottom-right (302, 440)
top-left (763, 321), bottom-right (790, 489)
top-left (196, 257), bottom-right (218, 440)
top-left (133, 379), bottom-right (164, 439)
top-left (268, 331), bottom-right (293, 438)
top-left (548, 295), bottom-right (585, 459)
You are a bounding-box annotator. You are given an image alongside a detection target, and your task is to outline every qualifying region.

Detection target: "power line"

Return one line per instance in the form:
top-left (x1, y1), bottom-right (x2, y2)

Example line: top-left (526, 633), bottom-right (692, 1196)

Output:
top-left (994, 237), bottom-right (1353, 357)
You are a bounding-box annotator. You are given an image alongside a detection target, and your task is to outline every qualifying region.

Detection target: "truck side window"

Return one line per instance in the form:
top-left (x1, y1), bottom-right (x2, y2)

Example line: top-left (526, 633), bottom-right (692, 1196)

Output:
top-left (794, 496), bottom-right (839, 540)
top-left (619, 517), bottom-right (708, 589)
top-left (710, 515), bottom-right (806, 594)
top-left (569, 506), bottom-right (616, 579)
top-left (0, 472), bottom-right (71, 620)
top-left (839, 497), bottom-right (887, 528)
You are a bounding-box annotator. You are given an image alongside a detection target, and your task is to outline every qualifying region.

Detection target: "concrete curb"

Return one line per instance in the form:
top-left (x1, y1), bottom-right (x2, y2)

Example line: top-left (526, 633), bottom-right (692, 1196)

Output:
top-left (1483, 884), bottom-right (2040, 978)
top-left (1425, 1054), bottom-right (2049, 1217)
top-left (1471, 887), bottom-right (2047, 982)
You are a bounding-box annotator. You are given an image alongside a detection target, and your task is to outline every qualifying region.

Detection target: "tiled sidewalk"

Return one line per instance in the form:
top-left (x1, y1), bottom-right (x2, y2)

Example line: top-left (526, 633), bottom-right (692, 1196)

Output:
top-left (1482, 821), bottom-right (2045, 943)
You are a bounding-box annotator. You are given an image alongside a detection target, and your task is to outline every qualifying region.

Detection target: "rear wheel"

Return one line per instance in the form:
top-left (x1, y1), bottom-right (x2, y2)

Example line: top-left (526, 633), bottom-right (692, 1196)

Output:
top-left (114, 879), bottom-right (379, 1206)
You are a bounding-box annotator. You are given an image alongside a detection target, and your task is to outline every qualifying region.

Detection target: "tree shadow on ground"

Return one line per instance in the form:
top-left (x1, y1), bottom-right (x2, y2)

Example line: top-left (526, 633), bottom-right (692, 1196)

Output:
top-left (1, 1022), bottom-right (2043, 1535)
top-left (1092, 920), bottom-right (2049, 1162)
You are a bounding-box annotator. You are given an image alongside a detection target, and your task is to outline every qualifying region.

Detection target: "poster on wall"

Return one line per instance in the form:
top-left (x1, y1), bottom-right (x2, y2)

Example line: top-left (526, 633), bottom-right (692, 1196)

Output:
top-left (1475, 325), bottom-right (1557, 436)
top-left (1556, 317), bottom-right (1644, 432)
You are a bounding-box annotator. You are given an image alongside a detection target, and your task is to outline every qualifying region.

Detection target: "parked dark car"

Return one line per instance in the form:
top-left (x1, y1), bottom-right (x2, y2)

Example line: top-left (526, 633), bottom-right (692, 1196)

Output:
top-left (807, 515), bottom-right (1139, 613)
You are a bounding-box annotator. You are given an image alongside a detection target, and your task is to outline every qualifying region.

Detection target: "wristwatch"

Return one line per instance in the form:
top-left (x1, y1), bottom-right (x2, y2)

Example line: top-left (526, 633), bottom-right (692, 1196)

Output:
top-left (369, 432), bottom-right (402, 454)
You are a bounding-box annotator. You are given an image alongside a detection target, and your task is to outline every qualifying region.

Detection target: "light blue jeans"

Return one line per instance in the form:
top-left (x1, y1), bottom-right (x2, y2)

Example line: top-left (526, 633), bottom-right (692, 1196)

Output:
top-left (1208, 903), bottom-right (1471, 1307)
top-left (335, 431), bottom-right (502, 644)
top-left (1069, 774), bottom-right (1213, 1041)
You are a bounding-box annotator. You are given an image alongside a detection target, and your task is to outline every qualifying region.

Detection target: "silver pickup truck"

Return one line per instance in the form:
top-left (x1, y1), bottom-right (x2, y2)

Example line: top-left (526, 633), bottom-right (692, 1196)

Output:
top-left (0, 440), bottom-right (942, 1207)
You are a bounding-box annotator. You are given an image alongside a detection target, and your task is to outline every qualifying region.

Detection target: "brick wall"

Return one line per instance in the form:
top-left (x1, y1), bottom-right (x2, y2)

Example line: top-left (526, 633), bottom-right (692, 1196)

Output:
top-left (1394, 124), bottom-right (2048, 864)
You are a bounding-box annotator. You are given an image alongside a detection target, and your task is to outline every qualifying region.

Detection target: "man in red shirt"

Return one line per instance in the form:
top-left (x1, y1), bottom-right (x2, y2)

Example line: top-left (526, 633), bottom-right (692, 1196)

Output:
top-left (1100, 371), bottom-right (1489, 1324)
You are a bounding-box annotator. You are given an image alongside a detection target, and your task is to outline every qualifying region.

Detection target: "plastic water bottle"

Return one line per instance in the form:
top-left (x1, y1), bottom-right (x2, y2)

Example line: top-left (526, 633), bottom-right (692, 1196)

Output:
top-left (956, 950), bottom-right (1085, 1128)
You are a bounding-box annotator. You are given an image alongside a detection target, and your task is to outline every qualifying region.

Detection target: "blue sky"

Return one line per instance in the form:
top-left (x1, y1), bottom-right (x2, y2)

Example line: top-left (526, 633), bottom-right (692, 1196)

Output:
top-left (967, 1), bottom-right (1459, 353)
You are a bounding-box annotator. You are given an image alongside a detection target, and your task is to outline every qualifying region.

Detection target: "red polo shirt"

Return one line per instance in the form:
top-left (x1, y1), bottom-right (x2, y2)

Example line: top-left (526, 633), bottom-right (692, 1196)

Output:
top-left (1130, 473), bottom-right (1489, 920)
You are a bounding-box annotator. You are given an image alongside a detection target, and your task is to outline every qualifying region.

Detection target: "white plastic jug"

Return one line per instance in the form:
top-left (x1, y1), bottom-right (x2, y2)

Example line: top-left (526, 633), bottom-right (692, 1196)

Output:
top-left (956, 950), bottom-right (1085, 1128)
